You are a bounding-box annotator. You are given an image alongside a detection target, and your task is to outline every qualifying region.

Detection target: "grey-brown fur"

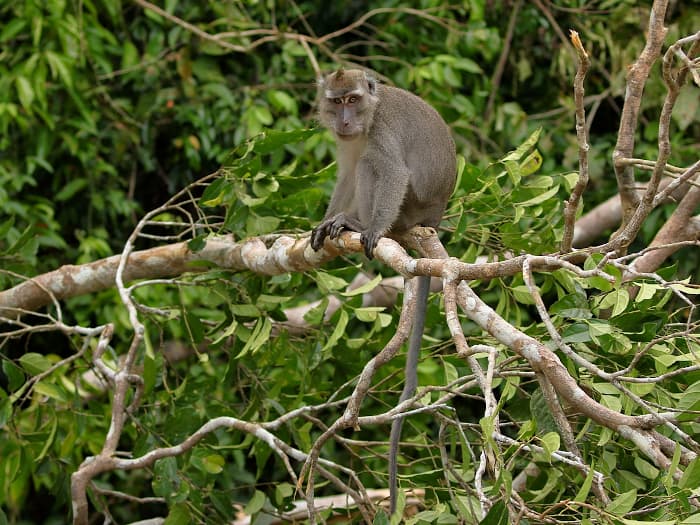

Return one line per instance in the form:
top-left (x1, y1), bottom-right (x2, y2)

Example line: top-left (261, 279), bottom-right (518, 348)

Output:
top-left (310, 69), bottom-right (456, 515)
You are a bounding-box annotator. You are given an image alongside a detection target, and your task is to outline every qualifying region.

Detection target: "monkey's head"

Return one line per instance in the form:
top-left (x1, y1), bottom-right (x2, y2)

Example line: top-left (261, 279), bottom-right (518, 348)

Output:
top-left (317, 69), bottom-right (379, 140)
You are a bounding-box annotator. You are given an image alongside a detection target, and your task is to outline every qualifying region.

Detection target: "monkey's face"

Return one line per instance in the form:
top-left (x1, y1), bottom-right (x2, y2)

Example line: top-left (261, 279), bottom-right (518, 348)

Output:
top-left (327, 94), bottom-right (366, 139)
top-left (318, 69), bottom-right (378, 140)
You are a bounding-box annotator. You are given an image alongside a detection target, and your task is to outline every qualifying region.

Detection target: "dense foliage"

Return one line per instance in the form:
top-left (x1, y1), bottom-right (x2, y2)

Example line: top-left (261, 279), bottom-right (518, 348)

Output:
top-left (1, 1), bottom-right (699, 524)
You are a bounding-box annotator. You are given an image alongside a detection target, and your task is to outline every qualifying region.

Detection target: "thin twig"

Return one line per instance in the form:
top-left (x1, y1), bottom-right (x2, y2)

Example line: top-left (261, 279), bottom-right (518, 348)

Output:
top-left (562, 30), bottom-right (591, 253)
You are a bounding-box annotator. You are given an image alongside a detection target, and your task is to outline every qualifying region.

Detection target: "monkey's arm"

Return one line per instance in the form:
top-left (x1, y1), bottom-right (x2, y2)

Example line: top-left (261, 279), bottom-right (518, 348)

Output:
top-left (357, 152), bottom-right (411, 258)
top-left (311, 165), bottom-right (362, 251)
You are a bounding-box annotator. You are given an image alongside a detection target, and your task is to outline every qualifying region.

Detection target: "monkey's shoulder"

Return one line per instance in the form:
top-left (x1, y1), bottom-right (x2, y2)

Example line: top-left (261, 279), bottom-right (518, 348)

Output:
top-left (377, 84), bottom-right (435, 110)
top-left (368, 85), bottom-right (451, 148)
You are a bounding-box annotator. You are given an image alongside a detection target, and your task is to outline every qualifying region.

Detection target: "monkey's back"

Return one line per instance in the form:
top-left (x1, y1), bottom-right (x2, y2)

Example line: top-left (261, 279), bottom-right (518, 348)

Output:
top-left (370, 84), bottom-right (456, 230)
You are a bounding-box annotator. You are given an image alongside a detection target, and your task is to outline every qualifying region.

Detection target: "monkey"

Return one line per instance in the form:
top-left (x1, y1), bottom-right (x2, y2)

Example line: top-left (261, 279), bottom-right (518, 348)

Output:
top-left (310, 68), bottom-right (456, 515)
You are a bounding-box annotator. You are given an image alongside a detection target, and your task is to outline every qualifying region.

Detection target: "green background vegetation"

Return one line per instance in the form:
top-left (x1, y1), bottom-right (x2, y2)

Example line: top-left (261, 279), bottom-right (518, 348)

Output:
top-left (1, 1), bottom-right (699, 523)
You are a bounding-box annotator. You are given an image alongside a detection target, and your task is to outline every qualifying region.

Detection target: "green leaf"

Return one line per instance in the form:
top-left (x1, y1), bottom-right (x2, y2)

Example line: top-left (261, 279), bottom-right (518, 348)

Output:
top-left (479, 500), bottom-right (508, 525)
top-left (618, 518), bottom-right (678, 525)
top-left (597, 289), bottom-right (630, 317)
top-left (453, 57), bottom-right (483, 73)
top-left (0, 216), bottom-right (14, 241)
top-left (502, 128), bottom-right (542, 162)
top-left (252, 174), bottom-right (279, 198)
top-left (200, 177), bottom-right (231, 207)
top-left (634, 456), bottom-right (659, 480)
top-left (34, 381), bottom-right (69, 402)
top-left (530, 388), bottom-right (559, 435)
top-left (256, 294), bottom-right (290, 310)
top-left (550, 293), bottom-right (591, 319)
top-left (55, 178), bottom-right (88, 201)
top-left (274, 482), bottom-right (294, 505)
top-left (670, 282), bottom-right (700, 294)
top-left (0, 399), bottom-right (12, 430)
top-left (252, 105), bottom-right (272, 126)
top-left (444, 360), bottom-right (458, 385)
top-left (573, 462), bottom-right (595, 502)
top-left (164, 504), bottom-right (191, 525)
top-left (36, 412), bottom-right (58, 462)
top-left (679, 457), bottom-right (700, 490)
top-left (605, 489), bottom-right (637, 515)
top-left (267, 90), bottom-right (298, 114)
top-left (321, 309), bottom-right (348, 354)
top-left (31, 14), bottom-right (43, 46)
top-left (243, 490), bottom-right (266, 515)
top-left (511, 285), bottom-right (535, 305)
top-left (340, 274), bottom-right (383, 296)
top-left (678, 381), bottom-right (700, 422)
top-left (182, 313), bottom-right (204, 344)
top-left (230, 304), bottom-right (260, 317)
top-left (246, 213), bottom-right (280, 234)
top-left (514, 184), bottom-right (559, 207)
top-left (520, 150), bottom-right (543, 176)
top-left (19, 353), bottom-right (52, 376)
top-left (236, 317), bottom-right (272, 357)
top-left (2, 360), bottom-right (25, 391)
top-left (44, 51), bottom-right (73, 89)
top-left (187, 235), bottom-right (207, 252)
top-left (459, 161), bottom-right (481, 195)
top-left (252, 128), bottom-right (319, 155)
top-left (202, 83), bottom-right (237, 107)
top-left (373, 509), bottom-right (390, 525)
top-left (121, 40), bottom-right (140, 69)
top-left (314, 270), bottom-right (348, 293)
top-left (355, 307), bottom-right (385, 322)
top-left (504, 159), bottom-right (521, 185)
top-left (540, 432), bottom-right (560, 457)
top-left (15, 76), bottom-right (35, 110)
top-left (634, 282), bottom-right (660, 302)
top-left (153, 457), bottom-right (179, 498)
top-left (202, 454), bottom-right (225, 474)
top-left (0, 19), bottom-right (26, 42)
top-left (303, 298), bottom-right (329, 325)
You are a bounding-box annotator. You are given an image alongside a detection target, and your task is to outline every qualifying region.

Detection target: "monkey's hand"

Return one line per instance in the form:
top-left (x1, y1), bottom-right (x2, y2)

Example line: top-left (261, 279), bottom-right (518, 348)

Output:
top-left (360, 229), bottom-right (384, 259)
top-left (310, 213), bottom-right (363, 251)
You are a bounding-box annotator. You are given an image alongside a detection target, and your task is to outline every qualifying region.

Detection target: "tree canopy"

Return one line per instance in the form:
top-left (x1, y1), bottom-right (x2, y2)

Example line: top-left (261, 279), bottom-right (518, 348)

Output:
top-left (1, 1), bottom-right (699, 524)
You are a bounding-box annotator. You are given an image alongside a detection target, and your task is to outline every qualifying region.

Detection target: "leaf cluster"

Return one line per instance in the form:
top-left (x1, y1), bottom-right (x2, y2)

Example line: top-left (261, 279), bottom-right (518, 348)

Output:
top-left (1, 1), bottom-right (699, 524)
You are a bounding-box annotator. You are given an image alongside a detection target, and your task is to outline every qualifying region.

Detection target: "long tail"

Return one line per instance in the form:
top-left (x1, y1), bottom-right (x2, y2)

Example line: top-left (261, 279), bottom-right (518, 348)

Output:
top-left (389, 274), bottom-right (430, 515)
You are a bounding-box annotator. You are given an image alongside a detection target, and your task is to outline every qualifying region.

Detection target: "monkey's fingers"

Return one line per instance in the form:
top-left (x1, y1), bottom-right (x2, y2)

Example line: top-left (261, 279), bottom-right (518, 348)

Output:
top-left (310, 225), bottom-right (328, 251)
top-left (328, 214), bottom-right (364, 239)
top-left (328, 219), bottom-right (347, 240)
top-left (360, 230), bottom-right (382, 259)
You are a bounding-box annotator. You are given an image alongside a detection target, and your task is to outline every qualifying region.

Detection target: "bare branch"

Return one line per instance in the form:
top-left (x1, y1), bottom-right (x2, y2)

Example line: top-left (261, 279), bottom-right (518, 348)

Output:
top-left (613, 26), bottom-right (699, 251)
top-left (612, 0), bottom-right (669, 230)
top-left (562, 30), bottom-right (591, 253)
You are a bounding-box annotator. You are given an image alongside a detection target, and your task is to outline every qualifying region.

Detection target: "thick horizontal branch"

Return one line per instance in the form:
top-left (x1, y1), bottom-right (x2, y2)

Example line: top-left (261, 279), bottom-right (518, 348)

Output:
top-left (0, 234), bottom-right (321, 315)
top-left (0, 229), bottom-right (532, 316)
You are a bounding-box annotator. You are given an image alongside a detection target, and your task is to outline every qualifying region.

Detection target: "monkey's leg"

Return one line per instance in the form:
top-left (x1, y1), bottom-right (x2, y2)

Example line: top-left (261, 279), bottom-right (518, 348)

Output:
top-left (389, 274), bottom-right (430, 515)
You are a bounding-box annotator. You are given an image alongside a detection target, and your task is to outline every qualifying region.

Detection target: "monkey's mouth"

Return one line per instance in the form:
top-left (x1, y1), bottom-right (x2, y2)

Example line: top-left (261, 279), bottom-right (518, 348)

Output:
top-left (335, 131), bottom-right (363, 140)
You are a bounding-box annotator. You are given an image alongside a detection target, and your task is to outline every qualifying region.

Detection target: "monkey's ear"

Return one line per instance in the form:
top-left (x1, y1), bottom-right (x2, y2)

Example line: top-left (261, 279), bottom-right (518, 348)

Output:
top-left (366, 73), bottom-right (377, 95)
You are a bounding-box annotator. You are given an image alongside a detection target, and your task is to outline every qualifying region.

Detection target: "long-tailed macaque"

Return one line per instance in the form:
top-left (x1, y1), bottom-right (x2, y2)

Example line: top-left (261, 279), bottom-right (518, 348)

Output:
top-left (310, 68), bottom-right (456, 515)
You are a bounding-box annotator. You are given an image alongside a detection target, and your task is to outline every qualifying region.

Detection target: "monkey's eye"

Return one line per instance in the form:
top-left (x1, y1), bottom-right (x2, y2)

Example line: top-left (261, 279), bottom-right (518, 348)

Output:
top-left (348, 96), bottom-right (358, 104)
top-left (332, 98), bottom-right (342, 105)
